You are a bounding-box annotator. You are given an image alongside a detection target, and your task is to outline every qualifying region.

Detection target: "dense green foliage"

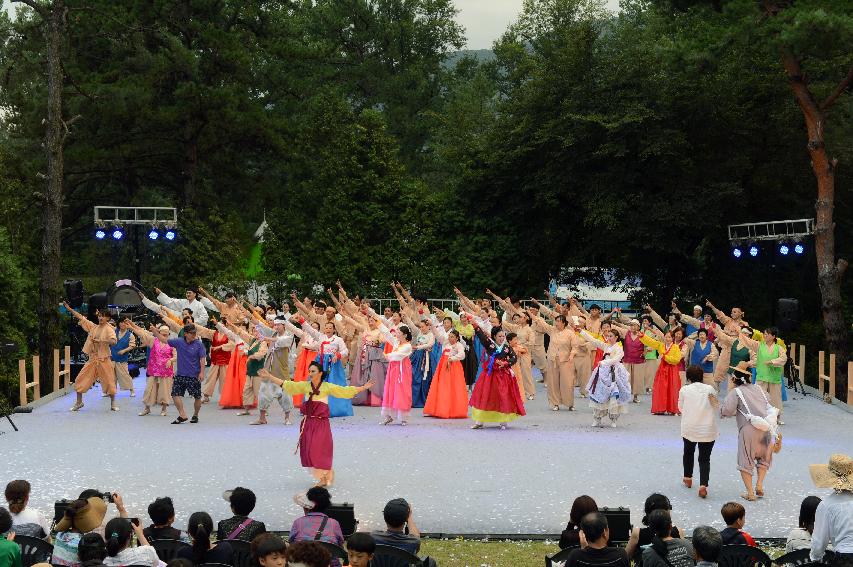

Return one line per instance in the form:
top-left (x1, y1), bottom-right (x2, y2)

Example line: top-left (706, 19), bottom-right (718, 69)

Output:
top-left (0, 0), bottom-right (851, 404)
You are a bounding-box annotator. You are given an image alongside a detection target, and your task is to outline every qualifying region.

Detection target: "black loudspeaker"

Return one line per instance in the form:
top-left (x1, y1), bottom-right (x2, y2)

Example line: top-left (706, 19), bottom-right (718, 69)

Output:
top-left (327, 503), bottom-right (358, 537)
top-left (64, 280), bottom-right (84, 308)
top-left (0, 337), bottom-right (18, 354)
top-left (600, 507), bottom-right (631, 544)
top-left (777, 298), bottom-right (800, 332)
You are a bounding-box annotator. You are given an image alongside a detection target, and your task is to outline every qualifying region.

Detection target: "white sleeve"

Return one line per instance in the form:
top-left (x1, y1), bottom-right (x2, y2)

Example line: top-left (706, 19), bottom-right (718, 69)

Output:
top-left (142, 296), bottom-right (163, 315)
top-left (810, 502), bottom-right (830, 561)
top-left (386, 343), bottom-right (412, 361)
top-left (599, 345), bottom-right (624, 366)
top-left (336, 336), bottom-right (349, 358)
top-left (580, 330), bottom-right (606, 350)
top-left (200, 296), bottom-right (219, 312)
top-left (301, 322), bottom-right (323, 341)
top-left (157, 292), bottom-right (182, 311)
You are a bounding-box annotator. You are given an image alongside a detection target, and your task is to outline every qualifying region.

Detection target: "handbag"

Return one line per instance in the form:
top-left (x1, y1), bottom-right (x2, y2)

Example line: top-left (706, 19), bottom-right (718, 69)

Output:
top-left (734, 388), bottom-right (774, 431)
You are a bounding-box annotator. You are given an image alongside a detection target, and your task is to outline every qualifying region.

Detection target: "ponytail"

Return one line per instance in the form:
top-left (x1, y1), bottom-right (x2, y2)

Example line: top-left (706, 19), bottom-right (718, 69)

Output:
top-left (188, 512), bottom-right (213, 564)
top-left (104, 518), bottom-right (131, 557)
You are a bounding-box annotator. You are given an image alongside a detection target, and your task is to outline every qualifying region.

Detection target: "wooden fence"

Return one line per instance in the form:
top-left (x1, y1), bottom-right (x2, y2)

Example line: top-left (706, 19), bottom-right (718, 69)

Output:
top-left (791, 342), bottom-right (853, 407)
top-left (18, 346), bottom-right (71, 406)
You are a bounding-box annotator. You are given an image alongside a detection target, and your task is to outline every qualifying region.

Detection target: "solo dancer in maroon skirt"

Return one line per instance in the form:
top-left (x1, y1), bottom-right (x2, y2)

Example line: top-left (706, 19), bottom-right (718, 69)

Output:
top-left (259, 362), bottom-right (373, 487)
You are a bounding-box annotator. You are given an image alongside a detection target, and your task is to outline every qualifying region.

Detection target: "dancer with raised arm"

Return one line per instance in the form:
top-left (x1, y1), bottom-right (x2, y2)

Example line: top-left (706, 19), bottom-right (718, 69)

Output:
top-left (640, 329), bottom-right (683, 416)
top-left (198, 288), bottom-right (248, 327)
top-left (468, 317), bottom-right (526, 430)
top-left (63, 302), bottom-right (119, 412)
top-left (531, 304), bottom-right (579, 412)
top-left (580, 328), bottom-right (631, 427)
top-left (285, 316), bottom-right (322, 408)
top-left (342, 311), bottom-right (387, 407)
top-left (111, 317), bottom-right (137, 398)
top-left (378, 320), bottom-right (414, 425)
top-left (154, 286), bottom-right (209, 326)
top-left (126, 320), bottom-right (176, 416)
top-left (735, 327), bottom-right (788, 422)
top-left (423, 321), bottom-right (469, 419)
top-left (217, 321), bottom-right (268, 419)
top-left (254, 318), bottom-right (296, 425)
top-left (259, 363), bottom-right (374, 488)
top-left (295, 317), bottom-right (353, 418)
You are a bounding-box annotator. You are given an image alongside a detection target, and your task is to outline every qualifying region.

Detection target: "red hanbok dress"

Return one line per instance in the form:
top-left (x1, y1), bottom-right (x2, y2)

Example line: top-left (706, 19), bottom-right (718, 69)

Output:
top-left (640, 334), bottom-right (683, 415)
top-left (423, 328), bottom-right (469, 419)
top-left (469, 328), bottom-right (526, 423)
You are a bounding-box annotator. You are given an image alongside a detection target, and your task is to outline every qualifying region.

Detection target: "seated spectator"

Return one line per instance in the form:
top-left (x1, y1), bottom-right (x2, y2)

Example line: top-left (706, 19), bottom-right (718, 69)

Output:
top-left (641, 510), bottom-right (695, 567)
top-left (560, 496), bottom-right (599, 550)
top-left (625, 494), bottom-right (684, 563)
top-left (251, 533), bottom-right (287, 567)
top-left (346, 533), bottom-right (376, 567)
top-left (786, 496), bottom-right (823, 552)
top-left (371, 498), bottom-right (421, 555)
top-left (178, 512), bottom-right (233, 566)
top-left (103, 517), bottom-right (159, 567)
top-left (53, 495), bottom-right (112, 567)
top-left (692, 526), bottom-right (722, 567)
top-left (564, 512), bottom-right (629, 567)
top-left (285, 542), bottom-right (330, 567)
top-left (77, 533), bottom-right (107, 567)
top-left (0, 507), bottom-right (22, 567)
top-left (166, 560), bottom-right (192, 567)
top-left (719, 502), bottom-right (755, 546)
top-left (144, 497), bottom-right (189, 543)
top-left (5, 481), bottom-right (50, 540)
top-left (217, 488), bottom-right (266, 543)
top-left (809, 453), bottom-right (853, 565)
top-left (289, 488), bottom-right (343, 567)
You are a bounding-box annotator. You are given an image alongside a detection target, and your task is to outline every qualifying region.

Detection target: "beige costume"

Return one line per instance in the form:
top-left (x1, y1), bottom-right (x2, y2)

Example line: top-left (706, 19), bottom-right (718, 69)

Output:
top-left (74, 320), bottom-right (117, 395)
top-left (534, 318), bottom-right (579, 409)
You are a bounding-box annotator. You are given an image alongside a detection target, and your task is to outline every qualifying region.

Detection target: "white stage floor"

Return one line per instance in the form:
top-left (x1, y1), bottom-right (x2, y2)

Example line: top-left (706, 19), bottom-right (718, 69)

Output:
top-left (3, 371), bottom-right (851, 537)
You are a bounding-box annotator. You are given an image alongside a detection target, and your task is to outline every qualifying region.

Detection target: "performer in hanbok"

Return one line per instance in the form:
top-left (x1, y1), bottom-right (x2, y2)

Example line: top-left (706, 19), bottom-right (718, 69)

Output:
top-left (294, 319), bottom-right (353, 418)
top-left (423, 324), bottom-right (469, 419)
top-left (216, 321), bottom-right (251, 409)
top-left (287, 319), bottom-right (322, 408)
top-left (126, 320), bottom-right (176, 416)
top-left (468, 320), bottom-right (526, 429)
top-left (259, 364), bottom-right (374, 488)
top-left (580, 329), bottom-right (631, 427)
top-left (377, 321), bottom-right (414, 425)
top-left (685, 328), bottom-right (718, 387)
top-left (640, 329), bottom-right (683, 415)
top-left (612, 318), bottom-right (646, 403)
top-left (153, 286), bottom-right (209, 326)
top-left (254, 319), bottom-right (296, 425)
top-left (531, 311), bottom-right (579, 411)
top-left (202, 320), bottom-right (233, 403)
top-left (502, 312), bottom-right (536, 400)
top-left (408, 318), bottom-right (436, 408)
top-left (110, 317), bottom-right (137, 398)
top-left (343, 314), bottom-right (387, 406)
top-left (63, 302), bottom-right (119, 412)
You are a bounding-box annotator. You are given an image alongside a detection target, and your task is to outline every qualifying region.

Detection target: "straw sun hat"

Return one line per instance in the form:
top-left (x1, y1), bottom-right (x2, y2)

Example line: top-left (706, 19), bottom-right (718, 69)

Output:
top-left (810, 453), bottom-right (853, 492)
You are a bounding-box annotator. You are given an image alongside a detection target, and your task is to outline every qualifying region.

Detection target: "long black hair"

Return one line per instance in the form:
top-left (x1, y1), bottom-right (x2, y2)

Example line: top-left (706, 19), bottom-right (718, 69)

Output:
top-left (105, 517), bottom-right (132, 557)
top-left (308, 361), bottom-right (327, 383)
top-left (78, 533), bottom-right (107, 566)
top-left (188, 511), bottom-right (214, 564)
top-left (398, 325), bottom-right (412, 342)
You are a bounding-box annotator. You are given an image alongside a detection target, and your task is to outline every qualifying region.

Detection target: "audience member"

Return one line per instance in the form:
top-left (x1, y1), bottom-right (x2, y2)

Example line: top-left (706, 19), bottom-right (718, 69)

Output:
top-left (625, 494), bottom-right (684, 563)
top-left (144, 497), bottom-right (189, 543)
top-left (560, 496), bottom-right (599, 549)
top-left (285, 541), bottom-right (330, 567)
top-left (217, 488), bottom-right (267, 543)
top-left (371, 498), bottom-right (421, 555)
top-left (103, 517), bottom-right (158, 567)
top-left (0, 507), bottom-right (22, 567)
top-left (77, 533), bottom-right (107, 567)
top-left (719, 502), bottom-right (755, 546)
top-left (251, 533), bottom-right (287, 567)
top-left (346, 533), bottom-right (376, 567)
top-left (178, 512), bottom-right (234, 566)
top-left (678, 365), bottom-right (719, 499)
top-left (786, 496), bottom-right (823, 552)
top-left (166, 559), bottom-right (193, 567)
top-left (289, 488), bottom-right (344, 567)
top-left (810, 454), bottom-right (853, 566)
top-left (692, 526), bottom-right (722, 567)
top-left (4, 481), bottom-right (50, 540)
top-left (52, 495), bottom-right (113, 567)
top-left (564, 512), bottom-right (629, 567)
top-left (641, 510), bottom-right (694, 567)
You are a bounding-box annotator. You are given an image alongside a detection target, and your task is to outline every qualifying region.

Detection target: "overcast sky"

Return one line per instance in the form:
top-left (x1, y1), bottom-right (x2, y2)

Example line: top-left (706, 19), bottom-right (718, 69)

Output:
top-left (2, 0), bottom-right (622, 50)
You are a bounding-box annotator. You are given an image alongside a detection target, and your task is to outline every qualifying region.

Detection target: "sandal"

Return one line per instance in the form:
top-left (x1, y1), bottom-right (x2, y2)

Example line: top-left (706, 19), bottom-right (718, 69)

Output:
top-left (249, 420), bottom-right (267, 425)
top-left (683, 477), bottom-right (693, 489)
top-left (237, 410), bottom-right (251, 416)
top-left (755, 487), bottom-right (765, 498)
top-left (70, 402), bottom-right (84, 412)
top-left (470, 423), bottom-right (484, 429)
top-left (381, 416), bottom-right (394, 426)
top-left (740, 492), bottom-right (756, 502)
top-left (171, 417), bottom-right (188, 424)
top-left (138, 408), bottom-right (151, 416)
top-left (111, 405), bottom-right (120, 412)
top-left (160, 407), bottom-right (168, 416)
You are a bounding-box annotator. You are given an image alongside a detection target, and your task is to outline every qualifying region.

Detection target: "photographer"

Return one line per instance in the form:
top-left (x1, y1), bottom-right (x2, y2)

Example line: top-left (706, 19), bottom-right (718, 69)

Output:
top-left (103, 517), bottom-right (158, 567)
top-left (53, 491), bottom-right (129, 567)
top-left (371, 498), bottom-right (420, 555)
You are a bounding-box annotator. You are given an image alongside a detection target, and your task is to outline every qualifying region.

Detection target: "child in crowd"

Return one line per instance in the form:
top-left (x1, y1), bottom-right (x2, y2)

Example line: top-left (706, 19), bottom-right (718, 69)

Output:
top-left (719, 502), bottom-right (756, 546)
top-left (250, 533), bottom-right (287, 567)
top-left (346, 533), bottom-right (376, 567)
top-left (0, 507), bottom-right (22, 567)
top-left (143, 497), bottom-right (190, 543)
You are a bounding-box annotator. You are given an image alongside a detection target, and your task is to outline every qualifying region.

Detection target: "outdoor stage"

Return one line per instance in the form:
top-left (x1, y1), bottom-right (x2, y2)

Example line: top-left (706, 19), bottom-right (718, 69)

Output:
top-left (3, 371), bottom-right (852, 538)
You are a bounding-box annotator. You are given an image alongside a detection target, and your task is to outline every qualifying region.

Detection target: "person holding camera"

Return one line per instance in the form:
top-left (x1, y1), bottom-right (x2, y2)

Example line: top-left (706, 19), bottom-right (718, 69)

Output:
top-left (102, 517), bottom-right (159, 567)
top-left (53, 491), bottom-right (129, 567)
top-left (371, 499), bottom-right (420, 555)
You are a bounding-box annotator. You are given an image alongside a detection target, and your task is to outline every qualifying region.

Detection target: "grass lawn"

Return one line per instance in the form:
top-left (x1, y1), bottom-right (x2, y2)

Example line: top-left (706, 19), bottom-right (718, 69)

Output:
top-left (420, 538), bottom-right (559, 567)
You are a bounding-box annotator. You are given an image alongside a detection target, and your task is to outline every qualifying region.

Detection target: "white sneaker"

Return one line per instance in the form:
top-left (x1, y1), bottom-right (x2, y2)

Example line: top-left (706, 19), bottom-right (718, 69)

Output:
top-left (70, 402), bottom-right (84, 412)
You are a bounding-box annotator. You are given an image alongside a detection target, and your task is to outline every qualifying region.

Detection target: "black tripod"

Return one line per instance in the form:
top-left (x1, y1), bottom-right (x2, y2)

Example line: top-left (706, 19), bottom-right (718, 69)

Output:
top-left (0, 409), bottom-right (19, 432)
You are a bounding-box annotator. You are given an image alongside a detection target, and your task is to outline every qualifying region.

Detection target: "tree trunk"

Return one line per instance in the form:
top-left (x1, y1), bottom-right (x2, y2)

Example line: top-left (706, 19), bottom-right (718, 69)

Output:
top-left (36, 0), bottom-right (67, 390)
top-left (781, 51), bottom-right (850, 399)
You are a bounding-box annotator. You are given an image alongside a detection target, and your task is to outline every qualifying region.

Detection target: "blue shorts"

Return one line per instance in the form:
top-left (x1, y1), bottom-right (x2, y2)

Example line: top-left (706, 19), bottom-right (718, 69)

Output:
top-left (172, 375), bottom-right (201, 399)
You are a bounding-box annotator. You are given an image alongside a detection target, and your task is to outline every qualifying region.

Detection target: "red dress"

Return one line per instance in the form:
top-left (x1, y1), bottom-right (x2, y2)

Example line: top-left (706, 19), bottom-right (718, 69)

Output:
top-left (423, 350), bottom-right (469, 419)
top-left (468, 329), bottom-right (526, 423)
top-left (292, 347), bottom-right (317, 407)
top-left (299, 397), bottom-right (333, 470)
top-left (219, 348), bottom-right (249, 408)
top-left (651, 344), bottom-right (681, 415)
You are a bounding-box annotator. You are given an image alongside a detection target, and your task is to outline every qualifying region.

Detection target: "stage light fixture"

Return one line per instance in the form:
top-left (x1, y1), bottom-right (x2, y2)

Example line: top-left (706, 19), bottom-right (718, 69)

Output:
top-left (779, 243), bottom-right (790, 255)
top-left (95, 229), bottom-right (106, 240)
top-left (148, 229), bottom-right (160, 240)
top-left (794, 243), bottom-right (805, 255)
top-left (111, 227), bottom-right (124, 240)
top-left (164, 229), bottom-right (176, 241)
top-left (748, 244), bottom-right (759, 257)
top-left (732, 246), bottom-right (742, 258)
